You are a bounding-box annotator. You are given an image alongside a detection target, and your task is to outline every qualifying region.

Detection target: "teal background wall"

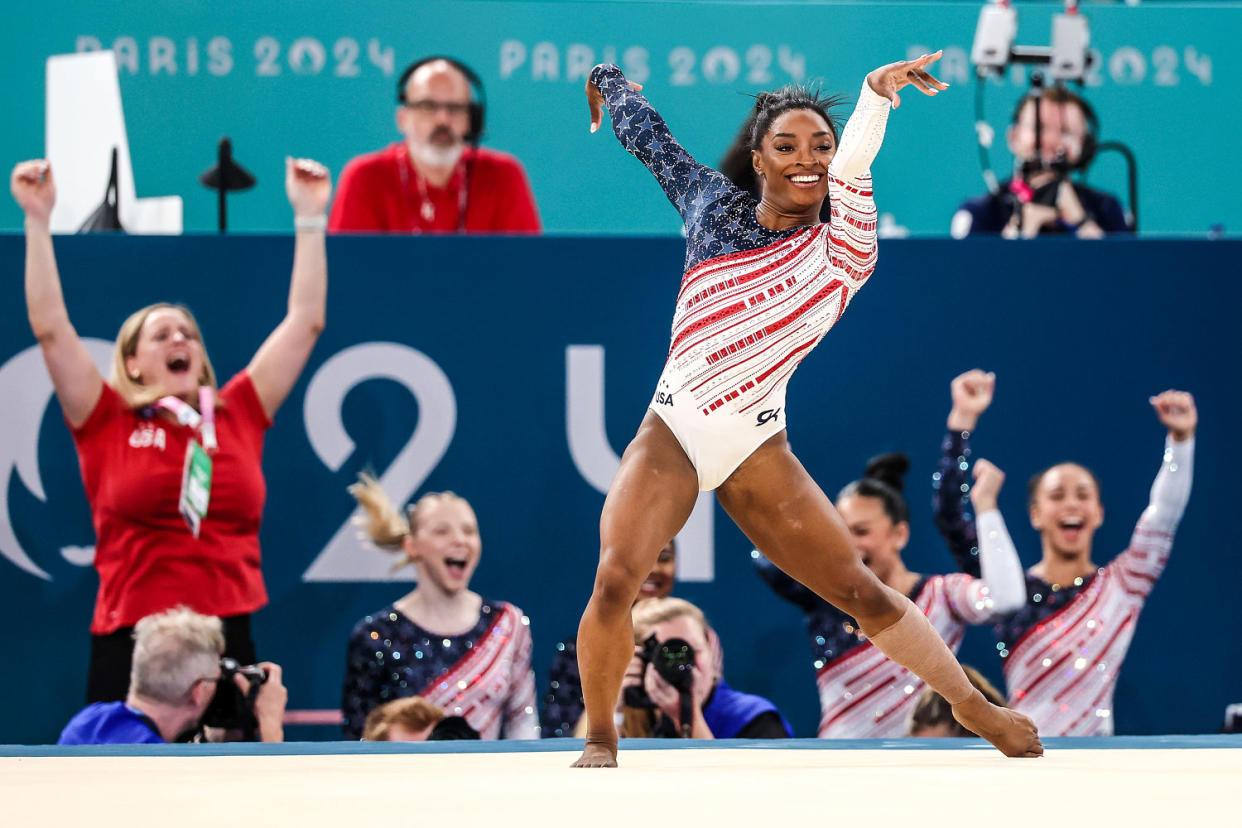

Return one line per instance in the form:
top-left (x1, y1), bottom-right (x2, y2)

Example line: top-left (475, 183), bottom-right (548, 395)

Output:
top-left (0, 1), bottom-right (1237, 236)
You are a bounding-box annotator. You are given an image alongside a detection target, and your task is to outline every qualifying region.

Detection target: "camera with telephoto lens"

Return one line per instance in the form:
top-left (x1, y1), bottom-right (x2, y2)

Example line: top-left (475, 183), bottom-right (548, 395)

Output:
top-left (622, 634), bottom-right (697, 708)
top-left (201, 657), bottom-right (268, 740)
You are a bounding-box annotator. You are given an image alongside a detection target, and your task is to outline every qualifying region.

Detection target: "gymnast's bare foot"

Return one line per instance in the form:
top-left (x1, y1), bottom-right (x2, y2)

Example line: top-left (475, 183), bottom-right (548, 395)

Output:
top-left (952, 692), bottom-right (1044, 757)
top-left (571, 739), bottom-right (618, 768)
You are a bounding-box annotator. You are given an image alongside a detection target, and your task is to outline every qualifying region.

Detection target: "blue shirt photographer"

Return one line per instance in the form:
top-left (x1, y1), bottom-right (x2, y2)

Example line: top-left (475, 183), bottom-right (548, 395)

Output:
top-left (59, 702), bottom-right (165, 745)
top-left (668, 680), bottom-right (793, 739)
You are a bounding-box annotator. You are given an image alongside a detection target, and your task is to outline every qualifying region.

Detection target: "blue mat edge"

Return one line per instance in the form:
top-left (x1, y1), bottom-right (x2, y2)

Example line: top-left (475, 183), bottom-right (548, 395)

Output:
top-left (5, 734), bottom-right (1241, 758)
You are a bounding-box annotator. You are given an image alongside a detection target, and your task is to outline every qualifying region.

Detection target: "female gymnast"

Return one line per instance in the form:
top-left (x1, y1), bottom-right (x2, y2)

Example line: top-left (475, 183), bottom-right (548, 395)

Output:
top-left (934, 371), bottom-right (1196, 735)
top-left (754, 451), bottom-right (1025, 738)
top-left (573, 53), bottom-right (1042, 767)
top-left (341, 478), bottom-right (538, 740)
top-left (12, 157), bottom-right (330, 702)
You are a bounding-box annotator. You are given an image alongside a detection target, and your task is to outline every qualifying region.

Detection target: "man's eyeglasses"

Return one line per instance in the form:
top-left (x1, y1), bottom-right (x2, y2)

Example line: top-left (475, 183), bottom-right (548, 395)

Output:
top-left (403, 100), bottom-right (471, 117)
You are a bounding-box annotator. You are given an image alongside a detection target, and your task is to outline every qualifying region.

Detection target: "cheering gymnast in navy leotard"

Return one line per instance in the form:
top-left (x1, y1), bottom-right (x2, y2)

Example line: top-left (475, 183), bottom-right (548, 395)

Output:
top-left (572, 52), bottom-right (1043, 767)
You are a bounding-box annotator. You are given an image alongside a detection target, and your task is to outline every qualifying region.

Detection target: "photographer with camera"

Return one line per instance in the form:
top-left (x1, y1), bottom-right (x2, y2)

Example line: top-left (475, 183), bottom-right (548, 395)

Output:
top-left (618, 598), bottom-right (791, 740)
top-left (951, 83), bottom-right (1129, 239)
top-left (58, 607), bottom-right (287, 745)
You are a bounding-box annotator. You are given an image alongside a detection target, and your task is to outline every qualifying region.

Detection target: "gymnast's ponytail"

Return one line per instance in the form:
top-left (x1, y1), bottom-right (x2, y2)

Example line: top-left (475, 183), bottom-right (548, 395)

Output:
top-left (349, 473), bottom-right (410, 550)
top-left (837, 452), bottom-right (911, 526)
top-left (348, 473), bottom-right (472, 558)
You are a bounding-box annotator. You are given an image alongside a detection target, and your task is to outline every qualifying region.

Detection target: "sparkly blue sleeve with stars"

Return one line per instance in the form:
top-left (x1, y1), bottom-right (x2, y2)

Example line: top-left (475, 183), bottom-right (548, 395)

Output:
top-left (540, 638), bottom-right (584, 738)
top-left (592, 64), bottom-right (736, 224)
top-left (591, 64), bottom-right (791, 270)
top-left (340, 619), bottom-right (382, 739)
top-left (933, 430), bottom-right (984, 579)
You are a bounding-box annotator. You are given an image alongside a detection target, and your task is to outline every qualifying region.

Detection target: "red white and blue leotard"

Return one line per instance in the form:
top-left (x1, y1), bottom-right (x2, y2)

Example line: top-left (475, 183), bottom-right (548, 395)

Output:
top-left (754, 544), bottom-right (1026, 737)
top-left (936, 434), bottom-right (1195, 735)
top-left (593, 64), bottom-right (891, 489)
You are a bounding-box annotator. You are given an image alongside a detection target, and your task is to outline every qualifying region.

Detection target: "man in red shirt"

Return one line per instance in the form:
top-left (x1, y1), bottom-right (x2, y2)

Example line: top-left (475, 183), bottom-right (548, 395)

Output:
top-left (329, 56), bottom-right (541, 234)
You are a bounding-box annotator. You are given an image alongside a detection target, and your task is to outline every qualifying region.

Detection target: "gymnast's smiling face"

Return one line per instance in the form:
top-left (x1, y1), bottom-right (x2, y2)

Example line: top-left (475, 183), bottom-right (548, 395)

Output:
top-left (837, 493), bottom-right (910, 583)
top-left (403, 496), bottom-right (481, 595)
top-left (1028, 464), bottom-right (1104, 558)
top-left (752, 109), bottom-right (836, 216)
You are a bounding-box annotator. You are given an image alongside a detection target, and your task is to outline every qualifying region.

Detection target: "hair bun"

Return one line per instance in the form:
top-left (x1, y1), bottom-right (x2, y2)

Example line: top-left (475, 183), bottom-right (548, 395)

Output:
top-left (863, 452), bottom-right (910, 492)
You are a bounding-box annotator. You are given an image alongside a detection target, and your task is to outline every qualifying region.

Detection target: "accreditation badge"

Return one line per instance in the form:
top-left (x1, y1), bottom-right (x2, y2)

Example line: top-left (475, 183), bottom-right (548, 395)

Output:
top-left (179, 438), bottom-right (213, 537)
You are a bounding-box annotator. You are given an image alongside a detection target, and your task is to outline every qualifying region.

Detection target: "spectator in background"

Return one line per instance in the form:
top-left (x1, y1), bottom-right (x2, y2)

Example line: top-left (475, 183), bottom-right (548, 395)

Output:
top-left (11, 158), bottom-right (330, 704)
top-left (753, 447), bottom-right (1025, 738)
top-left (951, 85), bottom-right (1129, 238)
top-left (543, 539), bottom-right (681, 738)
top-left (329, 56), bottom-right (540, 234)
top-left (58, 607), bottom-right (287, 745)
top-left (363, 696), bottom-right (444, 741)
top-left (907, 666), bottom-right (1006, 738)
top-left (618, 597), bottom-right (792, 739)
top-left (934, 372), bottom-right (1195, 735)
top-left (340, 476), bottom-right (539, 740)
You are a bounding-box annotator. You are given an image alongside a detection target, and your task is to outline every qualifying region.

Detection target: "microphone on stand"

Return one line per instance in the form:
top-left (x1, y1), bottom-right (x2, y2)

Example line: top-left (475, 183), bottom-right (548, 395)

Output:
top-left (199, 137), bottom-right (256, 233)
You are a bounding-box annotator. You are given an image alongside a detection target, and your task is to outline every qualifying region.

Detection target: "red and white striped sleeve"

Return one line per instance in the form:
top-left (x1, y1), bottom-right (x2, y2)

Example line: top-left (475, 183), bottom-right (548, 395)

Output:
top-left (940, 508), bottom-right (1028, 624)
top-left (826, 80), bottom-right (889, 283)
top-left (937, 572), bottom-right (1000, 626)
top-left (502, 609), bottom-right (540, 739)
top-left (1110, 436), bottom-right (1194, 599)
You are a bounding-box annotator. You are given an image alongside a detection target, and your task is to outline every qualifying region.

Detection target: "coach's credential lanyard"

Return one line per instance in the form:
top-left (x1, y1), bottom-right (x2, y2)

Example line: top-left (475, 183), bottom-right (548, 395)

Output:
top-left (156, 388), bottom-right (217, 537)
top-left (155, 388), bottom-right (218, 452)
top-left (399, 153), bottom-right (469, 232)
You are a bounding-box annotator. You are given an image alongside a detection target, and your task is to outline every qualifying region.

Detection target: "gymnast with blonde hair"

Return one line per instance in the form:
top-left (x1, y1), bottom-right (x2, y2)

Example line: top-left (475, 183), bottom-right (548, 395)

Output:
top-left (340, 476), bottom-right (539, 739)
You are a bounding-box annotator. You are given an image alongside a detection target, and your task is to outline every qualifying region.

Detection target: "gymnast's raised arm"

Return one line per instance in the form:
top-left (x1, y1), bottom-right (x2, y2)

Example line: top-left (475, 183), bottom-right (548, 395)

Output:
top-left (1110, 391), bottom-right (1196, 592)
top-left (585, 64), bottom-right (732, 223)
top-left (829, 52), bottom-right (949, 181)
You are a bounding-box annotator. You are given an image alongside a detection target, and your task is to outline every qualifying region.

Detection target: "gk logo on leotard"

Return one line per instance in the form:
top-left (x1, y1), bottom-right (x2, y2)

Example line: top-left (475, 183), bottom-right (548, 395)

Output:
top-left (756, 408), bottom-right (781, 426)
top-left (656, 392), bottom-right (674, 406)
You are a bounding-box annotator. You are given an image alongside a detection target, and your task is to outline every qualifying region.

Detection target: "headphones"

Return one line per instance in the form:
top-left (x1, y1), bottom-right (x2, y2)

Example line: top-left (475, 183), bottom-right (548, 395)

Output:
top-left (1012, 84), bottom-right (1099, 172)
top-left (397, 55), bottom-right (486, 144)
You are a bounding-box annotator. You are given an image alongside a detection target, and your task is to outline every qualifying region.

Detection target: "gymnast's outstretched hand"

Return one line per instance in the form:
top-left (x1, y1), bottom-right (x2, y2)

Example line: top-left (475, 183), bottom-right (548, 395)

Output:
top-left (865, 50), bottom-right (949, 109)
top-left (586, 66), bottom-right (644, 133)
